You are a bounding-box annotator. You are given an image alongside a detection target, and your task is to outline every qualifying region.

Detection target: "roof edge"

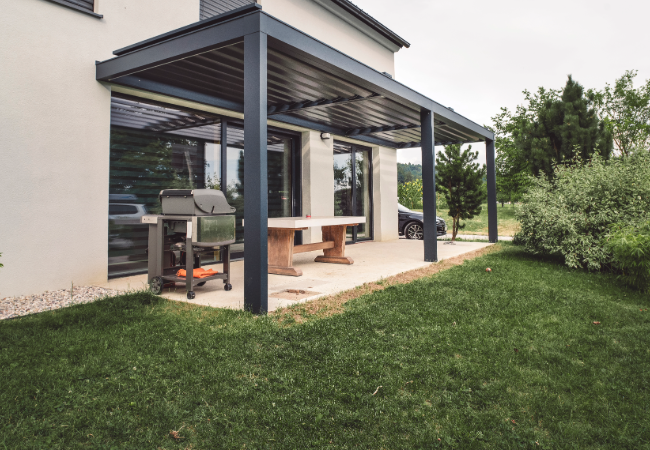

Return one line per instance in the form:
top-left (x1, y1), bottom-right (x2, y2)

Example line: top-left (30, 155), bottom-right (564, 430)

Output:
top-left (327, 0), bottom-right (410, 49)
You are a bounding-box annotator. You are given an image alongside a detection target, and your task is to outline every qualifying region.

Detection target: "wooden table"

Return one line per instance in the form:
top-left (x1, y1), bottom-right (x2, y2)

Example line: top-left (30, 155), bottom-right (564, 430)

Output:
top-left (267, 216), bottom-right (366, 276)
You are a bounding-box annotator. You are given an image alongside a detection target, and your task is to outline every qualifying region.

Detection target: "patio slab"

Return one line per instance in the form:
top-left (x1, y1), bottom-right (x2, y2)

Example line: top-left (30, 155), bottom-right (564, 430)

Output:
top-left (100, 239), bottom-right (492, 312)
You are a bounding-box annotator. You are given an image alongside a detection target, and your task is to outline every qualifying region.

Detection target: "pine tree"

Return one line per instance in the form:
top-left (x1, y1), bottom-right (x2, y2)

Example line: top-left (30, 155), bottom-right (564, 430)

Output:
top-left (517, 75), bottom-right (613, 179)
top-left (436, 144), bottom-right (487, 241)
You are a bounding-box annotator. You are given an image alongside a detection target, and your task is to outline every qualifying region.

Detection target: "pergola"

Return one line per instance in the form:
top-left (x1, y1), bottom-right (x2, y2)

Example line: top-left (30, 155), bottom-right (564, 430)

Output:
top-left (96, 4), bottom-right (497, 314)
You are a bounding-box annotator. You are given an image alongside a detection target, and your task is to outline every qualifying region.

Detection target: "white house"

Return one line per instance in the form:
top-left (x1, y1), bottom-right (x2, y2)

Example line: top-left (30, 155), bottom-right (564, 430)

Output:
top-left (0, 0), bottom-right (496, 311)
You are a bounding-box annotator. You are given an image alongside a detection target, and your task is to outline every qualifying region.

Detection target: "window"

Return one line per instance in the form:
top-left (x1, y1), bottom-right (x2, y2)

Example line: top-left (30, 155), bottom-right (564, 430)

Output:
top-left (44, 0), bottom-right (102, 18)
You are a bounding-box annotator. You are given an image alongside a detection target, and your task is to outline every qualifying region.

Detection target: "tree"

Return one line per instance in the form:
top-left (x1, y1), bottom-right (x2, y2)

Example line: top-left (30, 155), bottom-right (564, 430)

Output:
top-left (590, 70), bottom-right (650, 156)
top-left (397, 179), bottom-right (422, 209)
top-left (516, 76), bottom-right (613, 179)
top-left (489, 88), bottom-right (560, 203)
top-left (436, 144), bottom-right (487, 241)
top-left (397, 164), bottom-right (415, 183)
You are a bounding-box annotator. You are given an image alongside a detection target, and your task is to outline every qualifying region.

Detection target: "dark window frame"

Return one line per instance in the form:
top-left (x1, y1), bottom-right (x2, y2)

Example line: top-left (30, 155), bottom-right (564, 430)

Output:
top-left (43, 0), bottom-right (103, 18)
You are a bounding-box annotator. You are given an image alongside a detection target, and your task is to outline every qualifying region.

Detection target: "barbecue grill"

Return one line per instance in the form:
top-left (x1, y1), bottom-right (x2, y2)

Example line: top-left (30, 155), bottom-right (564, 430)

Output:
top-left (142, 189), bottom-right (236, 299)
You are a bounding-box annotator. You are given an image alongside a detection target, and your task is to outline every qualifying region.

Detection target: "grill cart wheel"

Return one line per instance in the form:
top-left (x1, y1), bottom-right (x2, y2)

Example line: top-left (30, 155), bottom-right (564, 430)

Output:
top-left (197, 281), bottom-right (206, 287)
top-left (187, 291), bottom-right (196, 300)
top-left (404, 222), bottom-right (424, 240)
top-left (150, 276), bottom-right (164, 295)
top-left (224, 283), bottom-right (233, 291)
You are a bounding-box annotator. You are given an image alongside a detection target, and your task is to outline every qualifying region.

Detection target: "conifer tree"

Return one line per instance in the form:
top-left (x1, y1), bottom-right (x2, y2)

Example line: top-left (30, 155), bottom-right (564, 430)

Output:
top-left (516, 75), bottom-right (613, 179)
top-left (436, 144), bottom-right (487, 241)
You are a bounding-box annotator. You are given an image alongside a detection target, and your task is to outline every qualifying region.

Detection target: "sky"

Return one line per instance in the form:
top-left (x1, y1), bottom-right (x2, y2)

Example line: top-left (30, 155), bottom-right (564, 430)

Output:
top-left (348, 0), bottom-right (650, 166)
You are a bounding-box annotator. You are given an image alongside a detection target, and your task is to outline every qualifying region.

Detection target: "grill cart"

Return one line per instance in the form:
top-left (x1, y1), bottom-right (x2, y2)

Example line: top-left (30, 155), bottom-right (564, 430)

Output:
top-left (141, 189), bottom-right (236, 299)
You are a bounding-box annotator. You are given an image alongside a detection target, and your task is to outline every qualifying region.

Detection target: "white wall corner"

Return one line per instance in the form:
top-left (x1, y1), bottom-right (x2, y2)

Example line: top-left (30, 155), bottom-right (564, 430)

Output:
top-left (301, 131), bottom-right (334, 243)
top-left (372, 146), bottom-right (399, 241)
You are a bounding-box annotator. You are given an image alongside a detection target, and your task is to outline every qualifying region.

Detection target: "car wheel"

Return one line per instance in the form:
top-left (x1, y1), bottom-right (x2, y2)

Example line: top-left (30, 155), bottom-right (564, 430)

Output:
top-left (404, 222), bottom-right (424, 240)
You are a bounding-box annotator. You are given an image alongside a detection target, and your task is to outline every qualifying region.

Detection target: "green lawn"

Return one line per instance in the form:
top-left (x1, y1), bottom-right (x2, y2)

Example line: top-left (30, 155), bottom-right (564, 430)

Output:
top-left (414, 203), bottom-right (520, 236)
top-left (1, 244), bottom-right (649, 448)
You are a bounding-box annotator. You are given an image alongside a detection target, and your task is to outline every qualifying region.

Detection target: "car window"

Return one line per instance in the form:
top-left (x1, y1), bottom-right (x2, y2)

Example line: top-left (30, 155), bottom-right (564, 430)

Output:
top-left (398, 204), bottom-right (410, 212)
top-left (109, 204), bottom-right (138, 215)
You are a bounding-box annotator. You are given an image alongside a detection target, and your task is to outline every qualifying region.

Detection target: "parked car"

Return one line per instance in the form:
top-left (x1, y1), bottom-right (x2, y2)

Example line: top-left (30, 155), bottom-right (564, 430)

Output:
top-left (398, 203), bottom-right (446, 239)
top-left (109, 194), bottom-right (148, 225)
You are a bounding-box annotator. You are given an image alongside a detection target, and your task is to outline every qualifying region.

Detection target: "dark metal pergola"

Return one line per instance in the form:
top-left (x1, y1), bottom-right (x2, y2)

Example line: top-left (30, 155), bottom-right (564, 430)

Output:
top-left (96, 4), bottom-right (497, 314)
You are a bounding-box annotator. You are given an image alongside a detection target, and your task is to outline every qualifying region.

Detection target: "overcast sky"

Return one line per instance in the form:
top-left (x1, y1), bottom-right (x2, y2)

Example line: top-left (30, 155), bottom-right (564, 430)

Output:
top-left (349, 0), bottom-right (650, 165)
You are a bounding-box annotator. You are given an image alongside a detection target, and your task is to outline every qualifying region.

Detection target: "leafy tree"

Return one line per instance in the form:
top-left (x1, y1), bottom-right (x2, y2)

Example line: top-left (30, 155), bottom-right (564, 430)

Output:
top-left (397, 179), bottom-right (422, 209)
top-left (397, 163), bottom-right (422, 183)
top-left (590, 70), bottom-right (650, 156)
top-left (516, 76), bottom-right (613, 179)
top-left (436, 144), bottom-right (487, 241)
top-left (489, 88), bottom-right (559, 203)
top-left (397, 164), bottom-right (415, 184)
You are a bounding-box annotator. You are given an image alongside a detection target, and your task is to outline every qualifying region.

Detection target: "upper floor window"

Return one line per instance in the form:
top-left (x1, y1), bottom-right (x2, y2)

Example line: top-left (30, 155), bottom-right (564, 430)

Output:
top-left (44, 0), bottom-right (102, 18)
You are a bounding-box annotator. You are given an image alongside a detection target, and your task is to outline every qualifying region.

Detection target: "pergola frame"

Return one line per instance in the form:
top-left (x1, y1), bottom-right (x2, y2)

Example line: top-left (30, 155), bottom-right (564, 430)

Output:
top-left (96, 4), bottom-right (497, 314)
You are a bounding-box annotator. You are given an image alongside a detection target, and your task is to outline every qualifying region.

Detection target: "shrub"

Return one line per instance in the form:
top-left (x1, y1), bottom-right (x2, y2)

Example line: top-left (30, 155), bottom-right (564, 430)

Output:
top-left (513, 151), bottom-right (650, 270)
top-left (603, 220), bottom-right (650, 292)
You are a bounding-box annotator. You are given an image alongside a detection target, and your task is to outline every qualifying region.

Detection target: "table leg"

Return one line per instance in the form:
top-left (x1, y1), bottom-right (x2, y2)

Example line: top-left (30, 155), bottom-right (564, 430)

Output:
top-left (268, 228), bottom-right (302, 276)
top-left (315, 225), bottom-right (354, 264)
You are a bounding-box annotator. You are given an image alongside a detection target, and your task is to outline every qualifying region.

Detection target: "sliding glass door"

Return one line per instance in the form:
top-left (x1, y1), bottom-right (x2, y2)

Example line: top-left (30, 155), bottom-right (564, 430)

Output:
top-left (333, 141), bottom-right (373, 242)
top-left (221, 124), bottom-right (297, 257)
top-left (108, 95), bottom-right (299, 277)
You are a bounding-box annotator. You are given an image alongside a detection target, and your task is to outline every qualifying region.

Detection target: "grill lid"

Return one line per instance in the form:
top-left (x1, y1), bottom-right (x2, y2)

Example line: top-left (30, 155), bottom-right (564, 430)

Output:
top-left (159, 189), bottom-right (235, 215)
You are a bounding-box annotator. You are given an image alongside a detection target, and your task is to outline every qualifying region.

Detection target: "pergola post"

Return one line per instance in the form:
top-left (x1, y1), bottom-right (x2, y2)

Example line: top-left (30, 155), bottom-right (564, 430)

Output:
top-left (486, 139), bottom-right (498, 243)
top-left (243, 31), bottom-right (268, 314)
top-left (420, 109), bottom-right (437, 262)
top-left (220, 119), bottom-right (228, 195)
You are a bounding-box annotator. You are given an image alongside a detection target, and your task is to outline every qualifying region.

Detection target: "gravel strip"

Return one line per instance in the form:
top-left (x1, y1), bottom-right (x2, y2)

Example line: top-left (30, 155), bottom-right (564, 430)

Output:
top-left (0, 286), bottom-right (122, 320)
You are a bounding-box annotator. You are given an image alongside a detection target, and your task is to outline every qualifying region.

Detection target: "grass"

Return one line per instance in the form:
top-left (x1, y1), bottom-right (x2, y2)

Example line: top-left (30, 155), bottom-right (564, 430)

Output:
top-left (1, 243), bottom-right (649, 448)
top-left (413, 203), bottom-right (520, 236)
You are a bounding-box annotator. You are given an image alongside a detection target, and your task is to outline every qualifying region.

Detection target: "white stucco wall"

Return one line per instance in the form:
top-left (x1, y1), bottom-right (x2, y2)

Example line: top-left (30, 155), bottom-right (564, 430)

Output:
top-left (0, 0), bottom-right (200, 297)
top-left (258, 0), bottom-right (397, 76)
top-left (300, 131), bottom-right (335, 244)
top-left (372, 146), bottom-right (399, 241)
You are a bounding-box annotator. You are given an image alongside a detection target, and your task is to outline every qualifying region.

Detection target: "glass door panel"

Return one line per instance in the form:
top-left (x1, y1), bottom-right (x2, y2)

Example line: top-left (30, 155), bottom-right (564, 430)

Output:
top-left (224, 125), bottom-right (295, 257)
top-left (354, 150), bottom-right (371, 239)
top-left (333, 145), bottom-right (353, 239)
top-left (333, 141), bottom-right (373, 242)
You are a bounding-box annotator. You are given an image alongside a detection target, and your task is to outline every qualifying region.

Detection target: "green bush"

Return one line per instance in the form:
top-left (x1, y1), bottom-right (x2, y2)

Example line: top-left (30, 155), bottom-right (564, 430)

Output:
top-left (513, 151), bottom-right (650, 270)
top-left (603, 220), bottom-right (650, 292)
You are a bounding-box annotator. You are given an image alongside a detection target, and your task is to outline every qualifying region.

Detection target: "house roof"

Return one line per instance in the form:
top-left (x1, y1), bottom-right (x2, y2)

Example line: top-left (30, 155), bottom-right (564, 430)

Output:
top-left (327, 0), bottom-right (410, 49)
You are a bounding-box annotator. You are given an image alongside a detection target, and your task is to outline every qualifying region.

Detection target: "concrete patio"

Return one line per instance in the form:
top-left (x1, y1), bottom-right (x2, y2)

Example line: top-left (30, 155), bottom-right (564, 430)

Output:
top-left (101, 239), bottom-right (492, 312)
